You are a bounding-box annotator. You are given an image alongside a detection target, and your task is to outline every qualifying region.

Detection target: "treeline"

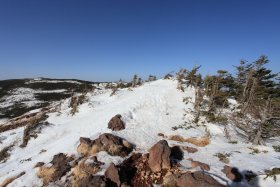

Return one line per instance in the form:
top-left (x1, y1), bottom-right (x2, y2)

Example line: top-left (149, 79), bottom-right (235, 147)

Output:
top-left (175, 55), bottom-right (280, 145)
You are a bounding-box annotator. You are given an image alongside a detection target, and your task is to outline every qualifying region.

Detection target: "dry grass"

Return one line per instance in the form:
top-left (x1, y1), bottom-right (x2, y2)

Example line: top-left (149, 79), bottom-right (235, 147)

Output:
top-left (69, 94), bottom-right (87, 115)
top-left (0, 172), bottom-right (25, 187)
top-left (0, 145), bottom-right (13, 163)
top-left (168, 135), bottom-right (210, 147)
top-left (37, 166), bottom-right (56, 185)
top-left (168, 135), bottom-right (186, 142)
top-left (185, 136), bottom-right (210, 147)
top-left (77, 142), bottom-right (91, 155)
top-left (20, 120), bottom-right (49, 148)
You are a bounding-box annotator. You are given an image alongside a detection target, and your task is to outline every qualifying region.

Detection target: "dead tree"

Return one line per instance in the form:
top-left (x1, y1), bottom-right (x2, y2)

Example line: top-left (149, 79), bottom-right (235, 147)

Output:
top-left (176, 68), bottom-right (187, 91)
top-left (241, 78), bottom-right (257, 114)
top-left (194, 87), bottom-right (203, 123)
top-left (148, 75), bottom-right (157, 82)
top-left (131, 74), bottom-right (142, 87)
top-left (241, 70), bottom-right (257, 114)
top-left (208, 78), bottom-right (219, 113)
top-left (69, 93), bottom-right (87, 116)
top-left (110, 86), bottom-right (118, 96)
top-left (250, 96), bottom-right (280, 145)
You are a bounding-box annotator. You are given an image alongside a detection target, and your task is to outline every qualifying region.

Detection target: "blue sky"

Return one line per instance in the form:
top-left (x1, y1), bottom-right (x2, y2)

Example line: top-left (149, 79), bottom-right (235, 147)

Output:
top-left (0, 0), bottom-right (279, 81)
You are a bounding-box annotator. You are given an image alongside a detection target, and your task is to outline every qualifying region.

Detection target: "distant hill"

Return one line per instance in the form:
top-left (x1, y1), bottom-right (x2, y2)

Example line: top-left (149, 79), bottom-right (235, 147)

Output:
top-left (0, 78), bottom-right (103, 119)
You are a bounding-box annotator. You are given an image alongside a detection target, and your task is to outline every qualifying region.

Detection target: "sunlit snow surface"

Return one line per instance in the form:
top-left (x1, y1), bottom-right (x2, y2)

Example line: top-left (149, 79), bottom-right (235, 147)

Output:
top-left (0, 79), bottom-right (279, 187)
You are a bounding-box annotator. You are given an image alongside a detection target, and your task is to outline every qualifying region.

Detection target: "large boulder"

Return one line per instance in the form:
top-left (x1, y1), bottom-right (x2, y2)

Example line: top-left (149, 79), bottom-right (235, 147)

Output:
top-left (108, 114), bottom-right (125, 131)
top-left (148, 140), bottom-right (171, 172)
top-left (163, 171), bottom-right (226, 187)
top-left (77, 133), bottom-right (133, 157)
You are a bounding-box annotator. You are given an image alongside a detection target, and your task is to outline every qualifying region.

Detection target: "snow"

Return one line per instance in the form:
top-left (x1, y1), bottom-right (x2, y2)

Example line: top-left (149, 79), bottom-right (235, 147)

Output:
top-left (0, 118), bottom-right (9, 125)
top-left (0, 88), bottom-right (36, 108)
top-left (0, 87), bottom-right (68, 109)
top-left (25, 79), bottom-right (83, 84)
top-left (0, 79), bottom-right (279, 187)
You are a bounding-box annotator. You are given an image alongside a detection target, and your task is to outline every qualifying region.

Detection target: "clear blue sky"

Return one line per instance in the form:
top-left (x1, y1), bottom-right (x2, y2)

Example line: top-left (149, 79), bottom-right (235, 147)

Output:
top-left (0, 0), bottom-right (279, 81)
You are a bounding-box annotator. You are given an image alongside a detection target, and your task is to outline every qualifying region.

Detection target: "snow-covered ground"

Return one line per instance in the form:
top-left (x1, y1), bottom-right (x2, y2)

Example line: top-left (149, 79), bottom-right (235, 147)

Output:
top-left (0, 79), bottom-right (279, 187)
top-left (0, 88), bottom-right (68, 108)
top-left (25, 79), bottom-right (83, 85)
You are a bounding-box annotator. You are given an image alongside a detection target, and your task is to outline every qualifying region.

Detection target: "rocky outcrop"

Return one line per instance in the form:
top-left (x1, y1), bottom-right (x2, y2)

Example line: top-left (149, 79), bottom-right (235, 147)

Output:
top-left (148, 140), bottom-right (171, 172)
top-left (37, 153), bottom-right (73, 185)
top-left (108, 114), bottom-right (125, 131)
top-left (77, 133), bottom-right (133, 157)
top-left (163, 171), bottom-right (226, 187)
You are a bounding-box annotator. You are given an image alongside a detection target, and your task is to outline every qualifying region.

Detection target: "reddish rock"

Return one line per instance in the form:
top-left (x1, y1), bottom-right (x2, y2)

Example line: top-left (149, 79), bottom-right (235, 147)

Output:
top-left (189, 159), bottom-right (210, 171)
top-left (163, 171), bottom-right (226, 187)
top-left (148, 140), bottom-right (171, 172)
top-left (222, 165), bottom-right (243, 182)
top-left (108, 114), bottom-right (125, 131)
top-left (105, 163), bottom-right (121, 186)
top-left (75, 175), bottom-right (107, 187)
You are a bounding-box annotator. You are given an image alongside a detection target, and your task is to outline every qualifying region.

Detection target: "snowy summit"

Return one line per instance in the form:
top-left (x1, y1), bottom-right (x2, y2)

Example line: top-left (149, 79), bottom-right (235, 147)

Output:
top-left (0, 78), bottom-right (279, 187)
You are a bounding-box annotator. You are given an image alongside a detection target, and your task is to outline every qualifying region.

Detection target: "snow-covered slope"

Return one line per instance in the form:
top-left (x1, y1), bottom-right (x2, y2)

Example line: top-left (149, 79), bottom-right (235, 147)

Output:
top-left (0, 79), bottom-right (279, 187)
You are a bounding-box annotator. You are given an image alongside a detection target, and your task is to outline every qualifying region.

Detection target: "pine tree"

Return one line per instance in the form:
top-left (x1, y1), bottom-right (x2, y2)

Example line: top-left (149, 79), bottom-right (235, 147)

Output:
top-left (234, 56), bottom-right (280, 144)
top-left (148, 75), bottom-right (157, 82)
top-left (186, 66), bottom-right (202, 87)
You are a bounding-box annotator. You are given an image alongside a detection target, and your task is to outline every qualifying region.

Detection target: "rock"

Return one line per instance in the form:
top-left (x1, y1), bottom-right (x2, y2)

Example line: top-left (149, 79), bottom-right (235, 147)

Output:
top-left (77, 133), bottom-right (133, 157)
top-left (158, 133), bottom-right (165, 137)
top-left (77, 137), bottom-right (94, 156)
top-left (163, 171), bottom-right (226, 187)
top-left (222, 165), bottom-right (243, 182)
top-left (34, 162), bottom-right (45, 168)
top-left (98, 133), bottom-right (133, 157)
top-left (181, 146), bottom-right (198, 153)
top-left (37, 153), bottom-right (73, 185)
top-left (105, 163), bottom-right (122, 186)
top-left (104, 153), bottom-right (143, 186)
top-left (148, 140), bottom-right (171, 172)
top-left (108, 114), bottom-right (125, 131)
top-left (189, 159), bottom-right (210, 171)
top-left (73, 175), bottom-right (107, 187)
